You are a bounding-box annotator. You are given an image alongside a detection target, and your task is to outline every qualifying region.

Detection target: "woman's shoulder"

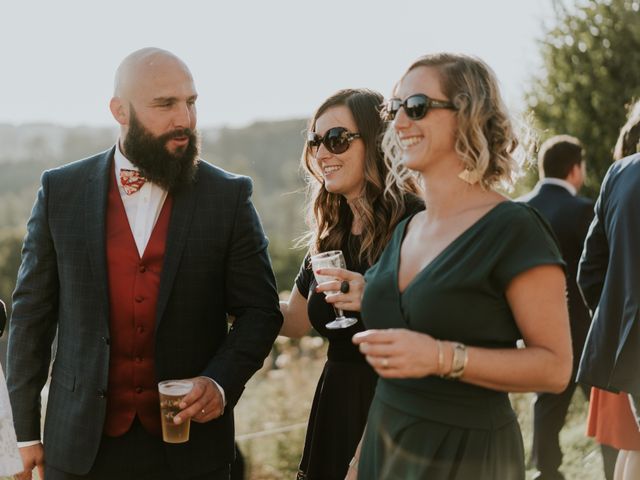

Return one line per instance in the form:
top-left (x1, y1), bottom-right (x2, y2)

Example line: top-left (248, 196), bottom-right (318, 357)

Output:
top-left (477, 201), bottom-right (559, 253)
top-left (483, 200), bottom-right (560, 255)
top-left (488, 200), bottom-right (549, 230)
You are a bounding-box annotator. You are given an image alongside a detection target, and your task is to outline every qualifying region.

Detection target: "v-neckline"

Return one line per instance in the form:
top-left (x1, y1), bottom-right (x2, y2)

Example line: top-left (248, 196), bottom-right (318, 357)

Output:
top-left (396, 201), bottom-right (510, 295)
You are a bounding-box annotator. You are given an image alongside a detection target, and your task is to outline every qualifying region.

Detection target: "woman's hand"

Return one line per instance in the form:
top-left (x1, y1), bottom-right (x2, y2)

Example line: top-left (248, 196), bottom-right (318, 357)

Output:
top-left (315, 268), bottom-right (365, 312)
top-left (353, 329), bottom-right (441, 378)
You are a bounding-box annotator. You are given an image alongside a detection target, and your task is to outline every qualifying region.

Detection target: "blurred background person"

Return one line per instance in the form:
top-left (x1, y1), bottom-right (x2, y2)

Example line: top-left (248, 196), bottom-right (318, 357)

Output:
top-left (582, 99), bottom-right (640, 480)
top-left (0, 299), bottom-right (22, 477)
top-left (350, 53), bottom-right (572, 480)
top-left (520, 135), bottom-right (617, 480)
top-left (278, 88), bottom-right (422, 480)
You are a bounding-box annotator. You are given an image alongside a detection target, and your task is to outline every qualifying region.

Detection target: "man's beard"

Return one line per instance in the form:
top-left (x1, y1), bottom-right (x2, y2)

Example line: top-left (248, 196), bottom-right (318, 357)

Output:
top-left (123, 108), bottom-right (200, 192)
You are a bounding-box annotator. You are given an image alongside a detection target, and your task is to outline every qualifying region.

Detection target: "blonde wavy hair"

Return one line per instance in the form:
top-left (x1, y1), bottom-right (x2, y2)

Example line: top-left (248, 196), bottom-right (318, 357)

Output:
top-left (299, 88), bottom-right (421, 266)
top-left (383, 53), bottom-right (528, 191)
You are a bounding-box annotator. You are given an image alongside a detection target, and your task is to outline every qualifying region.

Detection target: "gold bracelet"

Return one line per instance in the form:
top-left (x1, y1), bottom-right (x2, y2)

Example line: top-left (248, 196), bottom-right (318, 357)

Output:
top-left (436, 340), bottom-right (444, 375)
top-left (444, 342), bottom-right (467, 380)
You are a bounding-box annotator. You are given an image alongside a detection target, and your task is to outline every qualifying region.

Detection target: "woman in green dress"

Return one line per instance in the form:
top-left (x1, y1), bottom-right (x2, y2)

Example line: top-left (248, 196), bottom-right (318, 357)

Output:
top-left (338, 54), bottom-right (573, 479)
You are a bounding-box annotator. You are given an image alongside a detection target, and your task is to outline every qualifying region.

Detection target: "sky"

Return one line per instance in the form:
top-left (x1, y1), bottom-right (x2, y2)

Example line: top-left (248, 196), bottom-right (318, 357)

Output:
top-left (0, 0), bottom-right (557, 128)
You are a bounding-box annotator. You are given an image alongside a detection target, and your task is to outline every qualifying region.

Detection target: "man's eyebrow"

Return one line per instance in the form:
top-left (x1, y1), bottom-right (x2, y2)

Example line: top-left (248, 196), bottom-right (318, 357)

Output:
top-left (150, 95), bottom-right (198, 105)
top-left (150, 96), bottom-right (177, 105)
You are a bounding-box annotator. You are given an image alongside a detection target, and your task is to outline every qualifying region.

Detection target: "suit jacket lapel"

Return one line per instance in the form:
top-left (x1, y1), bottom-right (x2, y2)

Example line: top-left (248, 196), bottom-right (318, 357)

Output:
top-left (155, 177), bottom-right (199, 328)
top-left (85, 147), bottom-right (114, 323)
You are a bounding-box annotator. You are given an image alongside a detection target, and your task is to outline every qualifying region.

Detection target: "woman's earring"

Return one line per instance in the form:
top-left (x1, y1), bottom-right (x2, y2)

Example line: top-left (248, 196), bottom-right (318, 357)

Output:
top-left (458, 168), bottom-right (481, 185)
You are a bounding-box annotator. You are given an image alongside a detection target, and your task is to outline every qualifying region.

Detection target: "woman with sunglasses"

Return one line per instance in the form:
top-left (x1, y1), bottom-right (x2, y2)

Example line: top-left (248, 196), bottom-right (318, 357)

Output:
top-left (279, 88), bottom-right (422, 480)
top-left (345, 54), bottom-right (572, 479)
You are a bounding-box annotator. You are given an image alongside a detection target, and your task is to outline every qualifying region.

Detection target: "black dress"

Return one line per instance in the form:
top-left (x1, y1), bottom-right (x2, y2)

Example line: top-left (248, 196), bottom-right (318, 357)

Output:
top-left (295, 236), bottom-right (377, 480)
top-left (295, 197), bottom-right (424, 480)
top-left (358, 202), bottom-right (564, 480)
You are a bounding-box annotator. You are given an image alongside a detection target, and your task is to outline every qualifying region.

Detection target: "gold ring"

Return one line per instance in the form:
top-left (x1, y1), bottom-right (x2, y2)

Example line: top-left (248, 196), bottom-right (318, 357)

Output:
top-left (382, 357), bottom-right (389, 368)
top-left (201, 408), bottom-right (206, 415)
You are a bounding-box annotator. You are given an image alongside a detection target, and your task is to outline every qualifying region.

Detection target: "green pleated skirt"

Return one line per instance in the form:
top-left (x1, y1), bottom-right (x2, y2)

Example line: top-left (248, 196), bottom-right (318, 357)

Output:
top-left (357, 394), bottom-right (525, 480)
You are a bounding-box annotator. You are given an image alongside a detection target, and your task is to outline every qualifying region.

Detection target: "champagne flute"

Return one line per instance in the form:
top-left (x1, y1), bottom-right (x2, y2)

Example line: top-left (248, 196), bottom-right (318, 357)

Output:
top-left (310, 250), bottom-right (358, 329)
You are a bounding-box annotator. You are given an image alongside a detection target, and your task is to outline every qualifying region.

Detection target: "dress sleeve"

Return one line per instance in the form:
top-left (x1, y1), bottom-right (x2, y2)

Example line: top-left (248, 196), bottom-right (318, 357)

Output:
top-left (295, 253), bottom-right (313, 299)
top-left (492, 204), bottom-right (566, 290)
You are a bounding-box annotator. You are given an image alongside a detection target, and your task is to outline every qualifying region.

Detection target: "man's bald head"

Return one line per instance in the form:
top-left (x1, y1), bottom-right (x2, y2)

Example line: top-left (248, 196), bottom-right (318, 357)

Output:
top-left (109, 47), bottom-right (197, 138)
top-left (113, 47), bottom-right (192, 100)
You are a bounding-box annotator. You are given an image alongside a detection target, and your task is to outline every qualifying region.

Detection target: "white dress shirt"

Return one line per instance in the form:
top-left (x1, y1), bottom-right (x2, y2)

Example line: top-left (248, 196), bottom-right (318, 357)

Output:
top-left (539, 177), bottom-right (577, 196)
top-left (114, 145), bottom-right (168, 257)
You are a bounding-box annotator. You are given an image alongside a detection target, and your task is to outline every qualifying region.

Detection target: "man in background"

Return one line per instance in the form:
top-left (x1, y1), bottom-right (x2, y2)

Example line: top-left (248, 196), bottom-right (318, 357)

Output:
top-left (521, 135), bottom-right (616, 480)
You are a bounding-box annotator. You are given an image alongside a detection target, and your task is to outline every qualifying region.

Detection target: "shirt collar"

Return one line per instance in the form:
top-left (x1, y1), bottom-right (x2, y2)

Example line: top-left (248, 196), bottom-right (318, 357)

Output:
top-left (539, 177), bottom-right (577, 196)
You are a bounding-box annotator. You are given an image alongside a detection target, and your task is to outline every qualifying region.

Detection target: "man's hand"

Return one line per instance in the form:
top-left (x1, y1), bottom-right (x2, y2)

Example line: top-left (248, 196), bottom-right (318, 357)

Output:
top-left (15, 443), bottom-right (45, 480)
top-left (174, 376), bottom-right (224, 424)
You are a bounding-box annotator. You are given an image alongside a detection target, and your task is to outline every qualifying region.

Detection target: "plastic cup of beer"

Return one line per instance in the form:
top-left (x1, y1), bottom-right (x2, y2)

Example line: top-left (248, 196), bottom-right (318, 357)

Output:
top-left (158, 379), bottom-right (193, 443)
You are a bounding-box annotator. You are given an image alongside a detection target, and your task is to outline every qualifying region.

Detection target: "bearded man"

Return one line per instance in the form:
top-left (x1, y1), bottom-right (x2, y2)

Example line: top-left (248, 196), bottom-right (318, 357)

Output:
top-left (7, 47), bottom-right (282, 480)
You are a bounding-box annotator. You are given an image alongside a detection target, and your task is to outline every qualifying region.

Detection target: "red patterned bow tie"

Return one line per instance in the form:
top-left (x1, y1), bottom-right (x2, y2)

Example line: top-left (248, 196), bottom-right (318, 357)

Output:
top-left (119, 168), bottom-right (146, 195)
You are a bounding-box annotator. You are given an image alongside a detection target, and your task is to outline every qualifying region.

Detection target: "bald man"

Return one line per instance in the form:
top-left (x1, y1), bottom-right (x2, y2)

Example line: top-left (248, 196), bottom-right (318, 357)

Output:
top-left (7, 48), bottom-right (282, 480)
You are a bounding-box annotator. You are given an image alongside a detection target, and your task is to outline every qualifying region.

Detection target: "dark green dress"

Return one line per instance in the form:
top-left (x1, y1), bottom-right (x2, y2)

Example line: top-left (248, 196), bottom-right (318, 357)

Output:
top-left (358, 201), bottom-right (564, 480)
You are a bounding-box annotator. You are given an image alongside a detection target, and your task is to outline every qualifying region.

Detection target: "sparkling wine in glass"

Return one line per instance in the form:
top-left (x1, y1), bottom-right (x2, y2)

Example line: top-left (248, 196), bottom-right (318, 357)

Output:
top-left (310, 250), bottom-right (358, 329)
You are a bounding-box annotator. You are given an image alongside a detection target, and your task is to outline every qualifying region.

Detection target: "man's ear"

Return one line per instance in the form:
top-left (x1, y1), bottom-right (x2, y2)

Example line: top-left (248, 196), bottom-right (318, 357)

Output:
top-left (110, 97), bottom-right (128, 126)
top-left (566, 162), bottom-right (583, 189)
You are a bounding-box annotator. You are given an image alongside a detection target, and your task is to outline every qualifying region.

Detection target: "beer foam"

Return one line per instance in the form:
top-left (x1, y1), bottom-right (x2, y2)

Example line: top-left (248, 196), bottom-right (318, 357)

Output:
top-left (158, 380), bottom-right (193, 396)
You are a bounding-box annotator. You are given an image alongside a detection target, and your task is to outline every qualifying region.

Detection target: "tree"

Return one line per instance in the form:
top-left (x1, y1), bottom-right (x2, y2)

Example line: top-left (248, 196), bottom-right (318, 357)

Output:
top-left (526, 0), bottom-right (640, 196)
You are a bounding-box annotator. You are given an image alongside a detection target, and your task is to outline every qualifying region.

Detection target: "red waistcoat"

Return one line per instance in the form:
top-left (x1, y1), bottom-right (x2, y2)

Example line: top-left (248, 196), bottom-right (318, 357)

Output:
top-left (103, 171), bottom-right (173, 437)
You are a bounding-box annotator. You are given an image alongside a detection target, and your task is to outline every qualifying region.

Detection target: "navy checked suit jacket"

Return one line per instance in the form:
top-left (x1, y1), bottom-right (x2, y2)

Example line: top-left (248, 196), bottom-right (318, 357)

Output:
top-left (577, 153), bottom-right (640, 395)
top-left (6, 147), bottom-right (283, 475)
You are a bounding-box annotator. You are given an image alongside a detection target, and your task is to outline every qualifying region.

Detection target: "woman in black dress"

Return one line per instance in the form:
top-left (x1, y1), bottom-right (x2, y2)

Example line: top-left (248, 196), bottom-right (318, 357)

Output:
top-left (343, 54), bottom-right (573, 479)
top-left (278, 88), bottom-right (422, 480)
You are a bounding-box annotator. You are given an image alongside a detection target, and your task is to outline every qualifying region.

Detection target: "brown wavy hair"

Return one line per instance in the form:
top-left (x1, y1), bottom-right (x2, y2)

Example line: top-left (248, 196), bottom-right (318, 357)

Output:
top-left (383, 53), bottom-right (524, 190)
top-left (300, 88), bottom-right (421, 266)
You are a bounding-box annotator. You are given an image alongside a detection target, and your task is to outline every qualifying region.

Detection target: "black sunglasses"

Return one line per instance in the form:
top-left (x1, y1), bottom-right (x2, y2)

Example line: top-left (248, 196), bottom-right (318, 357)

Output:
top-left (307, 127), bottom-right (361, 155)
top-left (384, 93), bottom-right (456, 121)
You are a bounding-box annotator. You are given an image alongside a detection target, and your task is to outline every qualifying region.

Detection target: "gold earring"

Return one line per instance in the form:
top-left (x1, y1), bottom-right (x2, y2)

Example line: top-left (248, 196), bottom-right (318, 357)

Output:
top-left (458, 168), bottom-right (481, 185)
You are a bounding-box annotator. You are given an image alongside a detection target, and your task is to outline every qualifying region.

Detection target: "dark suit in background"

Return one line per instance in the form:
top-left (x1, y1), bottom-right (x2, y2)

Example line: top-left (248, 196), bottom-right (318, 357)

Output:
top-left (519, 134), bottom-right (616, 480)
top-left (522, 181), bottom-right (596, 478)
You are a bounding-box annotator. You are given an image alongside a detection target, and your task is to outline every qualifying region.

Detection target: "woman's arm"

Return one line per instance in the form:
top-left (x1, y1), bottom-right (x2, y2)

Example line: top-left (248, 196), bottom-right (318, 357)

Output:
top-left (279, 285), bottom-right (312, 338)
top-left (462, 264), bottom-right (572, 393)
top-left (353, 265), bottom-right (572, 394)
